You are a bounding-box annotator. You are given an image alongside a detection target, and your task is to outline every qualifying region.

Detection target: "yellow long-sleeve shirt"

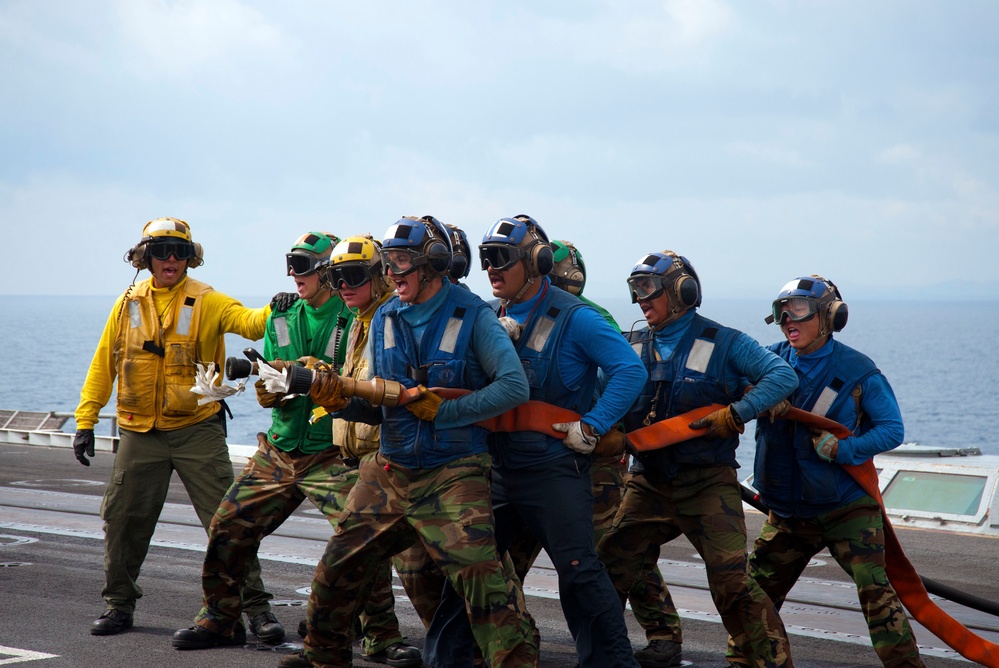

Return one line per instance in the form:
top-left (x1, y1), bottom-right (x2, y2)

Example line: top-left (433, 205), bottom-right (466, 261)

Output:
top-left (75, 276), bottom-right (269, 430)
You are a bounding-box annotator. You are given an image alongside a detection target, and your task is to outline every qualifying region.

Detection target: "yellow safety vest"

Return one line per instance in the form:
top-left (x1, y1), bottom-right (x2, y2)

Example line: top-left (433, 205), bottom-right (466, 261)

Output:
top-left (113, 278), bottom-right (219, 432)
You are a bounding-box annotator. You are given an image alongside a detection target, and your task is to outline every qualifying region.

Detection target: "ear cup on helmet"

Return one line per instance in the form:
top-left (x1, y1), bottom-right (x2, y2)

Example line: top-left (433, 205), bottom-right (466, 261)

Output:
top-left (450, 255), bottom-right (468, 281)
top-left (126, 242), bottom-right (148, 270)
top-left (425, 240), bottom-right (451, 273)
top-left (188, 242), bottom-right (204, 269)
top-left (673, 274), bottom-right (700, 308)
top-left (826, 300), bottom-right (848, 332)
top-left (561, 265), bottom-right (585, 295)
top-left (532, 242), bottom-right (554, 276)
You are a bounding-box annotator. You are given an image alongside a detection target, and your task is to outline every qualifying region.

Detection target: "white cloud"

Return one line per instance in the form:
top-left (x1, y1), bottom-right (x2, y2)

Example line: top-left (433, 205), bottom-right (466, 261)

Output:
top-left (540, 0), bottom-right (734, 73)
top-left (876, 144), bottom-right (994, 202)
top-left (115, 0), bottom-right (288, 78)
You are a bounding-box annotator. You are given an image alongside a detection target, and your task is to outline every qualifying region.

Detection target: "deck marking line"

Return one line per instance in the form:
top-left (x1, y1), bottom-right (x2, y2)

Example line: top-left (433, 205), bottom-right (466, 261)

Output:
top-left (0, 645), bottom-right (59, 664)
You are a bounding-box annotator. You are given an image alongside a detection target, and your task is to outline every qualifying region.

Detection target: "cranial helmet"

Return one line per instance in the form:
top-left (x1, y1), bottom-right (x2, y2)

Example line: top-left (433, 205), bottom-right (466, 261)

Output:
top-left (550, 240), bottom-right (586, 296)
top-left (327, 234), bottom-right (393, 300)
top-left (445, 224), bottom-right (472, 280)
top-left (627, 250), bottom-right (701, 328)
top-left (766, 275), bottom-right (848, 336)
top-left (381, 215), bottom-right (453, 276)
top-left (478, 214), bottom-right (554, 277)
top-left (125, 217), bottom-right (204, 270)
top-left (286, 232), bottom-right (338, 278)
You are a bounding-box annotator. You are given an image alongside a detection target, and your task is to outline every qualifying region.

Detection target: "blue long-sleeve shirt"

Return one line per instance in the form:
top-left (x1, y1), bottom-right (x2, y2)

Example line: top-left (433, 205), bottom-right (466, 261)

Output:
top-left (653, 309), bottom-right (798, 422)
top-left (788, 337), bottom-right (904, 465)
top-left (344, 279), bottom-right (529, 428)
top-left (505, 281), bottom-right (647, 434)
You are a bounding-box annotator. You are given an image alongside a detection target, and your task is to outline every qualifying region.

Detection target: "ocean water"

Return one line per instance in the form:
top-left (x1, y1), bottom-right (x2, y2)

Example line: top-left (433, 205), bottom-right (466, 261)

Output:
top-left (3, 295), bottom-right (997, 471)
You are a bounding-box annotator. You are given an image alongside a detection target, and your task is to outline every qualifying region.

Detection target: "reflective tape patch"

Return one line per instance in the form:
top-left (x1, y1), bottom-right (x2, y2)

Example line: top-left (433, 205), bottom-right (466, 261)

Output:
top-left (176, 305), bottom-right (193, 337)
top-left (274, 317), bottom-right (290, 348)
top-left (631, 341), bottom-right (644, 358)
top-left (128, 301), bottom-right (141, 329)
top-left (440, 317), bottom-right (462, 354)
top-left (526, 317), bottom-right (555, 352)
top-left (384, 318), bottom-right (395, 349)
top-left (812, 386), bottom-right (838, 417)
top-left (685, 339), bottom-right (715, 373)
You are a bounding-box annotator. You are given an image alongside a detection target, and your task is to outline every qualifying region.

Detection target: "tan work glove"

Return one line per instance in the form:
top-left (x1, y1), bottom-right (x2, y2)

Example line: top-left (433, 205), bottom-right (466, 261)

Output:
top-left (498, 316), bottom-right (523, 341)
top-left (310, 367), bottom-right (347, 410)
top-left (255, 378), bottom-right (286, 408)
top-left (263, 358), bottom-right (293, 373)
top-left (767, 399), bottom-right (791, 421)
top-left (811, 429), bottom-right (839, 462)
top-left (297, 355), bottom-right (321, 370)
top-left (688, 405), bottom-right (744, 440)
top-left (406, 385), bottom-right (443, 422)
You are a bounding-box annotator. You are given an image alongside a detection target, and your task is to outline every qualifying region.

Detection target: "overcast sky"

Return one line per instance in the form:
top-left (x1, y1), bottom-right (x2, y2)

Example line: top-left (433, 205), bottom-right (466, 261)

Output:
top-left (2, 1), bottom-right (998, 302)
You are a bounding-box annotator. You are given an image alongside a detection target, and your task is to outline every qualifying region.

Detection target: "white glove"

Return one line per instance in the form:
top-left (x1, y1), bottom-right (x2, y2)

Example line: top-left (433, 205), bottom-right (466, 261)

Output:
top-left (552, 421), bottom-right (598, 455)
top-left (190, 362), bottom-right (245, 406)
top-left (498, 316), bottom-right (523, 341)
top-left (257, 361), bottom-right (293, 398)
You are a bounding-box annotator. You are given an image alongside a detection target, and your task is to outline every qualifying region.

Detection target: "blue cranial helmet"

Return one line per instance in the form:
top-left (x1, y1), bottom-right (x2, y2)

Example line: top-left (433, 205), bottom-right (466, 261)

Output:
top-left (627, 250), bottom-right (701, 308)
top-left (478, 214), bottom-right (553, 276)
top-left (767, 275), bottom-right (847, 334)
top-left (381, 215), bottom-right (453, 275)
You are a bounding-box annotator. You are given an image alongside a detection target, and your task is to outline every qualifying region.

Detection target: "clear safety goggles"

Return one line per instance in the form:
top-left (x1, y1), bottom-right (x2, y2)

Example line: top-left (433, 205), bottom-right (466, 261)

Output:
top-left (148, 241), bottom-right (195, 261)
top-left (383, 249), bottom-right (426, 276)
top-left (286, 252), bottom-right (325, 277)
top-left (328, 263), bottom-right (374, 289)
top-left (627, 274), bottom-right (667, 302)
top-left (479, 244), bottom-right (526, 271)
top-left (771, 297), bottom-right (818, 324)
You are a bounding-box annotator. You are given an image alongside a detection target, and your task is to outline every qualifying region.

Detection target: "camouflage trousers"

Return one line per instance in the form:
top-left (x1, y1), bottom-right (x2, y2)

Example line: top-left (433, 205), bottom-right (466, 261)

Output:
top-left (391, 537), bottom-right (447, 629)
top-left (101, 418), bottom-right (269, 617)
top-left (727, 496), bottom-right (924, 668)
top-left (597, 466), bottom-right (793, 668)
top-left (193, 435), bottom-right (407, 655)
top-left (506, 454), bottom-right (674, 640)
top-left (304, 452), bottom-right (538, 668)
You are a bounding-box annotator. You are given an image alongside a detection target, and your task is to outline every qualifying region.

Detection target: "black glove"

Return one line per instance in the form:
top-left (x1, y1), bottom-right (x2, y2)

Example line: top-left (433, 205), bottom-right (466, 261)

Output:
top-left (271, 292), bottom-right (299, 313)
top-left (73, 429), bottom-right (95, 466)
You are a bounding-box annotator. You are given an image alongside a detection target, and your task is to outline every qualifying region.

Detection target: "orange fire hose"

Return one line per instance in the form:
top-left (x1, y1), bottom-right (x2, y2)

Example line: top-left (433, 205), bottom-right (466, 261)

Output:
top-left (615, 400), bottom-right (999, 666)
top-left (423, 387), bottom-right (999, 665)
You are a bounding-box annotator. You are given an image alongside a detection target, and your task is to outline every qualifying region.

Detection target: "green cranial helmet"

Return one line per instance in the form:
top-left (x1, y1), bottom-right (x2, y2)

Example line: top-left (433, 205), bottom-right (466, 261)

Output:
top-left (286, 232), bottom-right (339, 277)
top-left (550, 240), bottom-right (586, 296)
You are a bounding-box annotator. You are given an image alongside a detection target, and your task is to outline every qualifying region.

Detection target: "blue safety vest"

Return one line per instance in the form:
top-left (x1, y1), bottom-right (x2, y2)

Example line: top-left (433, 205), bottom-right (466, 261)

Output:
top-left (489, 287), bottom-right (591, 468)
top-left (755, 339), bottom-right (878, 518)
top-left (624, 314), bottom-right (745, 479)
top-left (371, 287), bottom-right (491, 469)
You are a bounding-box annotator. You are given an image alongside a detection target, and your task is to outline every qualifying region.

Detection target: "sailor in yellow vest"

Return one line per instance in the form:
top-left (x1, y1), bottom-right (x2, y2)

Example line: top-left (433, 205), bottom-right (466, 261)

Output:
top-left (73, 218), bottom-right (278, 640)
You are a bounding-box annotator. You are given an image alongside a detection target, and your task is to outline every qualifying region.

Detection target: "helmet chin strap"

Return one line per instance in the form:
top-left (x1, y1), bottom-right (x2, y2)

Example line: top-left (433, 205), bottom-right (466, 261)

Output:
top-left (414, 266), bottom-right (440, 302)
top-left (649, 304), bottom-right (688, 332)
top-left (501, 257), bottom-right (542, 306)
top-left (799, 333), bottom-right (830, 355)
top-left (510, 273), bottom-right (537, 304)
top-left (307, 285), bottom-right (333, 308)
